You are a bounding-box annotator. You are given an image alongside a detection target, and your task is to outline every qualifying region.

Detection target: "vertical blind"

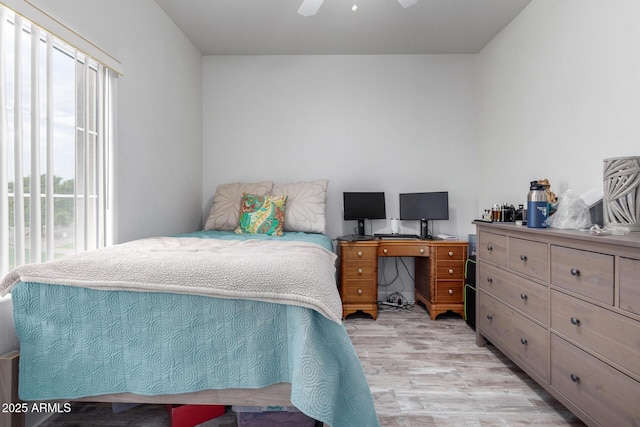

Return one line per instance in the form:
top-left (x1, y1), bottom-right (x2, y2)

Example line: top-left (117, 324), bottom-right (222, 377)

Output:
top-left (0, 3), bottom-right (117, 278)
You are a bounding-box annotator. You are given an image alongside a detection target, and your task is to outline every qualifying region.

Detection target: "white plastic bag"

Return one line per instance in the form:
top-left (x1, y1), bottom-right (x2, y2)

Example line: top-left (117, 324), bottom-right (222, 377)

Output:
top-left (544, 190), bottom-right (591, 230)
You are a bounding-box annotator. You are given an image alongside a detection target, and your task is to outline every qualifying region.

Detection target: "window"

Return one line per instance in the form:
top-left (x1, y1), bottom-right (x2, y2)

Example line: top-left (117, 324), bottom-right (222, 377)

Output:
top-left (0, 4), bottom-right (117, 278)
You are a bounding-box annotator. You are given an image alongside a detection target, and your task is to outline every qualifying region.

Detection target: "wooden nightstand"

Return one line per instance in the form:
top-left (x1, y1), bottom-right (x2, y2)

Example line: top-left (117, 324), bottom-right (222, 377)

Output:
top-left (338, 240), bottom-right (379, 320)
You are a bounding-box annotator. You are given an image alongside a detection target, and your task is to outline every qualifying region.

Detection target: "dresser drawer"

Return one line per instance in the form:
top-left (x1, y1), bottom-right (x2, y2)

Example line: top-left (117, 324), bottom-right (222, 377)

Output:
top-left (478, 231), bottom-right (507, 267)
top-left (478, 291), bottom-right (549, 381)
top-left (551, 290), bottom-right (640, 378)
top-left (436, 261), bottom-right (465, 280)
top-left (479, 263), bottom-right (549, 325)
top-left (436, 245), bottom-right (465, 261)
top-left (341, 260), bottom-right (376, 280)
top-left (508, 237), bottom-right (548, 281)
top-left (551, 334), bottom-right (640, 427)
top-left (620, 257), bottom-right (640, 316)
top-left (551, 246), bottom-right (614, 305)
top-left (341, 282), bottom-right (376, 303)
top-left (341, 245), bottom-right (378, 261)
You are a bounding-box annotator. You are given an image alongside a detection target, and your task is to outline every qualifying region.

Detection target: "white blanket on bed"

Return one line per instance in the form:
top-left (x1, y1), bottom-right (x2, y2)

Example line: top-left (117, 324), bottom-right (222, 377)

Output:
top-left (0, 237), bottom-right (342, 323)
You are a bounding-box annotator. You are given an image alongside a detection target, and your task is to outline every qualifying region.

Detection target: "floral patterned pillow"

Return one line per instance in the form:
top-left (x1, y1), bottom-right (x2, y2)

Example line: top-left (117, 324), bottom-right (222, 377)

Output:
top-left (235, 194), bottom-right (288, 236)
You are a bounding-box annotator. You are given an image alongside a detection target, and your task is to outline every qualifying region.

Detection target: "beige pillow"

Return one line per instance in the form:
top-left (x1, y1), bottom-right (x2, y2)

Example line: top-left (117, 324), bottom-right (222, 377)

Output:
top-left (204, 181), bottom-right (273, 231)
top-left (271, 180), bottom-right (328, 234)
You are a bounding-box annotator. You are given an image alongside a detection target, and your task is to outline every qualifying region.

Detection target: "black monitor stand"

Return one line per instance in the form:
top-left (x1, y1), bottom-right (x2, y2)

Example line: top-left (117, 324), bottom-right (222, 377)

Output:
top-left (356, 219), bottom-right (365, 236)
top-left (420, 219), bottom-right (441, 240)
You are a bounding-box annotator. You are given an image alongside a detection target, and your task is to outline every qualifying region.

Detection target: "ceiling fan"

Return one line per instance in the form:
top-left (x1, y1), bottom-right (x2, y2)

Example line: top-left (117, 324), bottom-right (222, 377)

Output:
top-left (298, 0), bottom-right (419, 17)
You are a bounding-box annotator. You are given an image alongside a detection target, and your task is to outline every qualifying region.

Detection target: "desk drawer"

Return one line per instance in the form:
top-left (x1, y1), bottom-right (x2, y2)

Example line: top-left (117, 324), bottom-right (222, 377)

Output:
top-left (436, 261), bottom-right (465, 280)
top-left (378, 244), bottom-right (428, 257)
top-left (551, 289), bottom-right (640, 378)
top-left (620, 256), bottom-right (640, 316)
top-left (479, 263), bottom-right (548, 325)
top-left (551, 245), bottom-right (613, 305)
top-left (341, 245), bottom-right (378, 261)
top-left (436, 281), bottom-right (463, 303)
top-left (551, 334), bottom-right (640, 427)
top-left (478, 231), bottom-right (507, 267)
top-left (478, 291), bottom-right (548, 381)
top-left (342, 282), bottom-right (376, 303)
top-left (508, 237), bottom-right (548, 281)
top-left (436, 246), bottom-right (465, 261)
top-left (342, 260), bottom-right (376, 280)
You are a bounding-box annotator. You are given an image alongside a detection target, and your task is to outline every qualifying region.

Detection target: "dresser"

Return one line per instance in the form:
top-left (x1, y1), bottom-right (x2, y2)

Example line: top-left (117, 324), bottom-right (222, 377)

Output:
top-left (475, 222), bottom-right (640, 427)
top-left (338, 238), bottom-right (467, 320)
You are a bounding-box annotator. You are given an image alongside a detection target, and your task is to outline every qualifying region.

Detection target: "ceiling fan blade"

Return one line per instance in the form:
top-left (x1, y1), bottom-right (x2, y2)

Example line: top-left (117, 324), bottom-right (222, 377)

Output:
top-left (397, 0), bottom-right (418, 8)
top-left (298, 0), bottom-right (325, 16)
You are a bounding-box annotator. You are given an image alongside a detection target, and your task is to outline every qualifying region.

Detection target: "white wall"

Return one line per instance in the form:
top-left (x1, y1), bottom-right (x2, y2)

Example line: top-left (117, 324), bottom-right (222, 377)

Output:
top-left (202, 55), bottom-right (479, 241)
top-left (477, 0), bottom-right (640, 211)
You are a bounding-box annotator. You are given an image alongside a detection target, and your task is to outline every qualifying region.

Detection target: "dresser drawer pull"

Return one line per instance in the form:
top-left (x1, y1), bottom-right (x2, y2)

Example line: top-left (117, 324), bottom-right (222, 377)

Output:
top-left (520, 293), bottom-right (528, 300)
top-left (486, 245), bottom-right (493, 252)
top-left (448, 269), bottom-right (454, 274)
top-left (383, 248), bottom-right (388, 254)
top-left (448, 251), bottom-right (454, 257)
top-left (419, 248), bottom-right (425, 254)
top-left (570, 317), bottom-right (580, 325)
top-left (570, 373), bottom-right (580, 383)
top-left (486, 314), bottom-right (493, 320)
top-left (520, 338), bottom-right (528, 345)
top-left (486, 277), bottom-right (493, 284)
top-left (357, 268), bottom-right (363, 274)
top-left (357, 288), bottom-right (363, 295)
top-left (448, 289), bottom-right (454, 295)
top-left (570, 268), bottom-right (580, 277)
top-left (520, 255), bottom-right (527, 261)
top-left (357, 251), bottom-right (363, 257)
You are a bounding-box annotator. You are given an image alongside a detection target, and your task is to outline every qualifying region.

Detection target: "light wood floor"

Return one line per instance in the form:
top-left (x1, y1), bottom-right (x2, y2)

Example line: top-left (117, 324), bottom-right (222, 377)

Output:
top-left (349, 306), bottom-right (583, 426)
top-left (40, 305), bottom-right (584, 426)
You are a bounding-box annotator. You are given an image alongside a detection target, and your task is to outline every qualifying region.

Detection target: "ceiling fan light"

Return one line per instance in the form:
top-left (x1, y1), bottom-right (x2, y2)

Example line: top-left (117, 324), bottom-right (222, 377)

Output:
top-left (352, 3), bottom-right (358, 11)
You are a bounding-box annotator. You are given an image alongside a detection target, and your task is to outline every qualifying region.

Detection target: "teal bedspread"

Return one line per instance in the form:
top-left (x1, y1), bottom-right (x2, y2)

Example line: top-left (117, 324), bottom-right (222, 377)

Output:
top-left (11, 231), bottom-right (380, 427)
top-left (177, 230), bottom-right (335, 253)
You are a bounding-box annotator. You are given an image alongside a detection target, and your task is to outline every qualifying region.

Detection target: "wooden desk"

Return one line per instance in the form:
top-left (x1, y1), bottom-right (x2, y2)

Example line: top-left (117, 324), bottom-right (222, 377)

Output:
top-left (338, 238), bottom-right (467, 320)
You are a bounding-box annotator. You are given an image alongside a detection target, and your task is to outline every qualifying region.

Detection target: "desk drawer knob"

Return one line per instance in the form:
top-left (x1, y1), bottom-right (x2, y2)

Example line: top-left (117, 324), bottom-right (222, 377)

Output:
top-left (570, 374), bottom-right (580, 383)
top-left (419, 248), bottom-right (425, 254)
top-left (520, 255), bottom-right (527, 261)
top-left (448, 269), bottom-right (454, 274)
top-left (570, 317), bottom-right (580, 326)
top-left (383, 248), bottom-right (388, 254)
top-left (357, 251), bottom-right (363, 257)
top-left (486, 277), bottom-right (493, 284)
top-left (486, 314), bottom-right (493, 321)
top-left (520, 293), bottom-right (528, 300)
top-left (448, 251), bottom-right (454, 257)
top-left (486, 245), bottom-right (493, 252)
top-left (520, 338), bottom-right (528, 345)
top-left (357, 288), bottom-right (363, 295)
top-left (570, 268), bottom-right (580, 277)
top-left (357, 268), bottom-right (363, 274)
top-left (448, 289), bottom-right (454, 295)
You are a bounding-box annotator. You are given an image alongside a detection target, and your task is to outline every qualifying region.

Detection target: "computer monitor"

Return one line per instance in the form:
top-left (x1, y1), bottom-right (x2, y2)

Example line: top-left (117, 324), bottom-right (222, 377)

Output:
top-left (343, 192), bottom-right (386, 236)
top-left (399, 191), bottom-right (449, 239)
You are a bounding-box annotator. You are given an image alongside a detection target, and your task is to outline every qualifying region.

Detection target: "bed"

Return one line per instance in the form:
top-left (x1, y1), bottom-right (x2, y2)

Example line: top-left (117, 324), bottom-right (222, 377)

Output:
top-left (0, 180), bottom-right (381, 427)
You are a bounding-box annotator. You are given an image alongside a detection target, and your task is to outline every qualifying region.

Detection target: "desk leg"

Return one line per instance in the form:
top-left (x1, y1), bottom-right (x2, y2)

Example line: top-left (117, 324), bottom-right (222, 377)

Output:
top-left (415, 258), bottom-right (436, 318)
